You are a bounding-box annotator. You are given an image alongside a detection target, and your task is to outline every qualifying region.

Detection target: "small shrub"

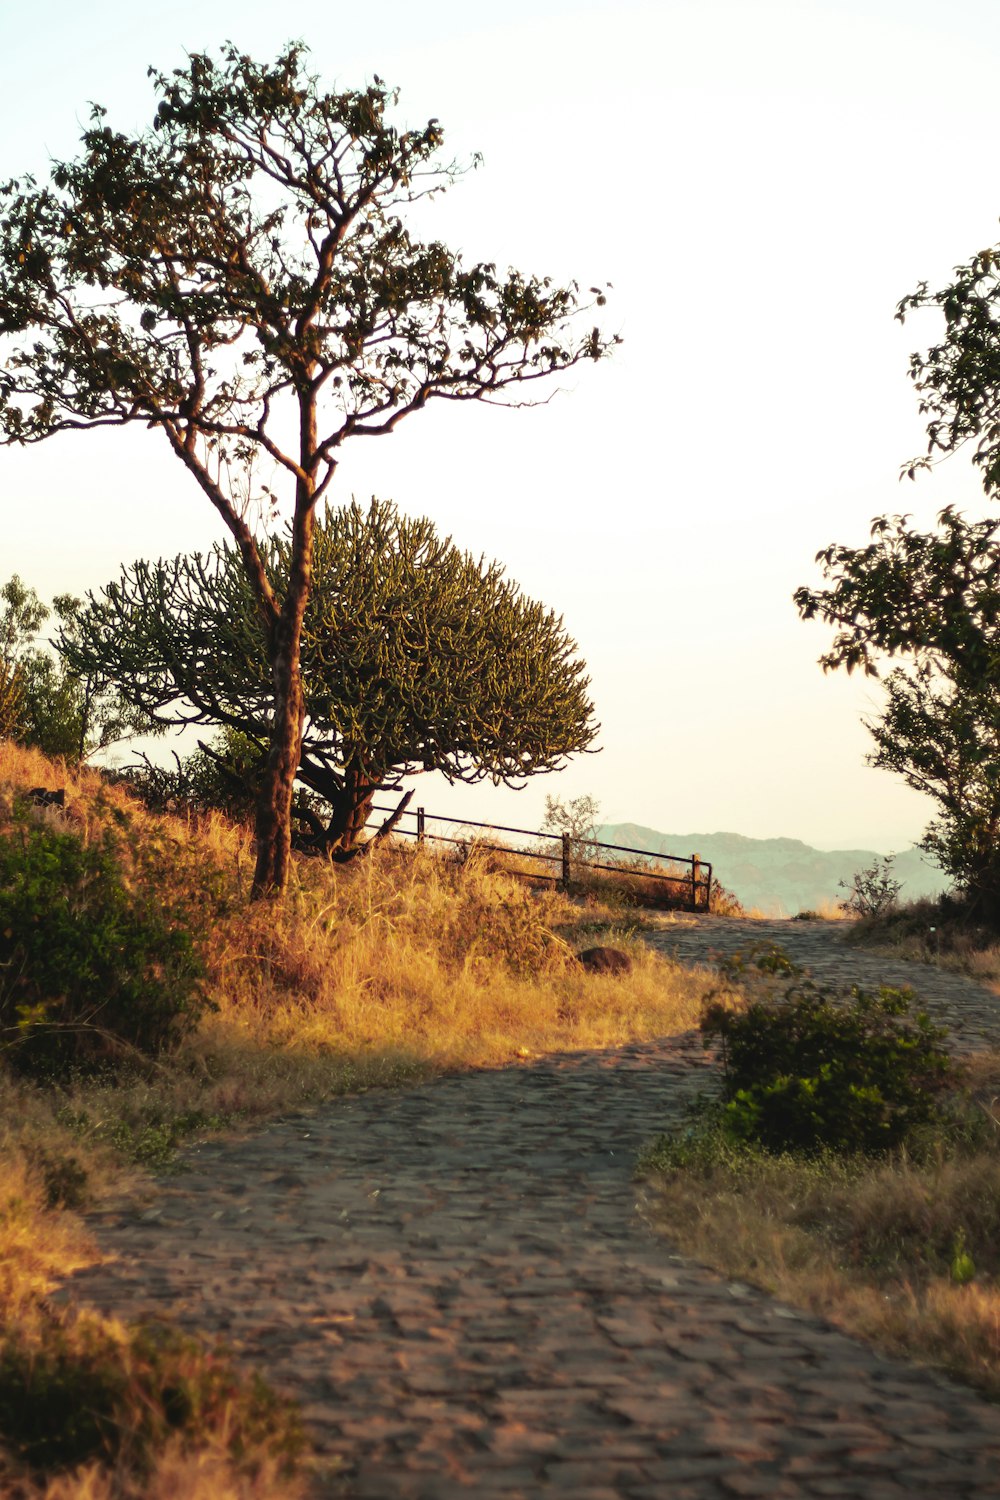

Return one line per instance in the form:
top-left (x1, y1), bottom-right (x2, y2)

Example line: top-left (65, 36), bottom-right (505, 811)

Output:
top-left (700, 953), bottom-right (955, 1156)
top-left (56, 1103), bottom-right (231, 1171)
top-left (839, 854), bottom-right (902, 919)
top-left (0, 1312), bottom-right (304, 1479)
top-left (0, 825), bottom-right (208, 1078)
top-left (708, 879), bottom-right (745, 917)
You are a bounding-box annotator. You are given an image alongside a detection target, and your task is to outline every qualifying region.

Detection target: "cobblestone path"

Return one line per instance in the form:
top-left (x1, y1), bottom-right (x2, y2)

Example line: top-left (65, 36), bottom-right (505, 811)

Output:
top-left (61, 919), bottom-right (1000, 1498)
top-left (645, 913), bottom-right (1000, 1054)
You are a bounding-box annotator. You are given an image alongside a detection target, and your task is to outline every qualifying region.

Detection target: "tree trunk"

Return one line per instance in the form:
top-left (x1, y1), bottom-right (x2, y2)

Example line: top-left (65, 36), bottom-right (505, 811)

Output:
top-left (251, 635), bottom-right (304, 896)
top-left (251, 394), bottom-right (319, 898)
top-left (967, 863), bottom-right (1000, 930)
top-left (317, 761), bottom-right (375, 854)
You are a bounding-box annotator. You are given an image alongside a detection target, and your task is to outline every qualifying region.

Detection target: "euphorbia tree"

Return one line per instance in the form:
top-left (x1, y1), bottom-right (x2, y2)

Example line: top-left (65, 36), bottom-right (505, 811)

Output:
top-left (0, 44), bottom-right (614, 894)
top-left (61, 498), bottom-right (599, 856)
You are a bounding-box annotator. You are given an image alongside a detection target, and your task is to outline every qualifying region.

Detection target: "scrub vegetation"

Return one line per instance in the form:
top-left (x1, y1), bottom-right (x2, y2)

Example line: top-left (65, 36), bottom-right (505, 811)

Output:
top-left (640, 945), bottom-right (1000, 1396)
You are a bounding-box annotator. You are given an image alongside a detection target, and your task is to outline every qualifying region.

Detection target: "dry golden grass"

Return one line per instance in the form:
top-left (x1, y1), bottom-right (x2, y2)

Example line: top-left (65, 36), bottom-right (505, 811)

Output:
top-left (206, 840), bottom-right (709, 1071)
top-left (0, 739), bottom-right (717, 1496)
top-left (640, 1054), bottom-right (1000, 1396)
top-left (792, 897), bottom-right (853, 921)
top-left (9, 1443), bottom-right (307, 1500)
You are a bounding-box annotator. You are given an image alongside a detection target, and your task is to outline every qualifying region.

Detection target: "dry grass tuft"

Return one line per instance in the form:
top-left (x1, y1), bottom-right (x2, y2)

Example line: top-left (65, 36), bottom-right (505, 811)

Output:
top-left (792, 898), bottom-right (853, 921)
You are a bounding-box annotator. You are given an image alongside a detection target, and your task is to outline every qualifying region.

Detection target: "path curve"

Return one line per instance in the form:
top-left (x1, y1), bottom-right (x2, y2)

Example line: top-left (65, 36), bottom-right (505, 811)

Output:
top-left (61, 918), bottom-right (1000, 1498)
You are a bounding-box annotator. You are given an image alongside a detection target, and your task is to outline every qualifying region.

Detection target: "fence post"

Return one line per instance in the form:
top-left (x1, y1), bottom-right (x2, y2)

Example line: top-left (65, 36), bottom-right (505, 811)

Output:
top-left (691, 854), bottom-right (700, 912)
top-left (561, 832), bottom-right (571, 888)
top-left (417, 806), bottom-right (425, 845)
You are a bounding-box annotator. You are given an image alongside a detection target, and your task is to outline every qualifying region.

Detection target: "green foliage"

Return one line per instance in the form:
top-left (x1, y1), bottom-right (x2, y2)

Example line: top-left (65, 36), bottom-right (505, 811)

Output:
top-left (0, 43), bottom-right (615, 891)
top-left (839, 854), bottom-right (903, 919)
top-left (949, 1227), bottom-right (977, 1285)
top-left (0, 1313), bottom-right (304, 1478)
top-left (700, 949), bottom-right (954, 1156)
top-left (0, 825), bottom-right (208, 1078)
top-left (65, 501), bottom-right (598, 850)
top-left (119, 729), bottom-right (266, 825)
top-left (795, 509), bottom-right (1000, 919)
top-left (57, 1102), bottom-right (231, 1171)
top-left (897, 240), bottom-right (1000, 490)
top-left (0, 575), bottom-right (137, 760)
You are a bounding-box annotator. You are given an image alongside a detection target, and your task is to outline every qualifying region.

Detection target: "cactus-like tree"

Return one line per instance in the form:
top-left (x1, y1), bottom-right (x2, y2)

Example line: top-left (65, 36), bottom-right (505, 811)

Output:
top-left (0, 45), bottom-right (614, 894)
top-left (62, 499), bottom-right (599, 856)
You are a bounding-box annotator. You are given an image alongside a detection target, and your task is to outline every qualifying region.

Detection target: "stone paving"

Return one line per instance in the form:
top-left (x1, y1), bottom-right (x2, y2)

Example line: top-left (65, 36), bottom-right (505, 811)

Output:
top-left (60, 918), bottom-right (1000, 1497)
top-left (646, 913), bottom-right (1000, 1054)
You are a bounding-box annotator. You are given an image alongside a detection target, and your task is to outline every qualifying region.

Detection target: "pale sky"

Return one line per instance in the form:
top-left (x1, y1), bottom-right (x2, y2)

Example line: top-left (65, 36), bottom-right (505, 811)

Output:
top-left (2, 0), bottom-right (999, 853)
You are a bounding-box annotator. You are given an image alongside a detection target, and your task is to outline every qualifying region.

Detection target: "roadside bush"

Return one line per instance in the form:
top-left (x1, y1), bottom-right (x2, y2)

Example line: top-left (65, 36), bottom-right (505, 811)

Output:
top-left (838, 854), bottom-right (902, 919)
top-left (0, 1311), bottom-right (304, 1482)
top-left (700, 958), bottom-right (955, 1156)
top-left (0, 825), bottom-right (207, 1078)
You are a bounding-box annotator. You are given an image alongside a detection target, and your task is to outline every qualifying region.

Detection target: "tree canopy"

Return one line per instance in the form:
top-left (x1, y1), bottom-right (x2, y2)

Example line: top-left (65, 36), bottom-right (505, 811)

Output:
top-left (0, 575), bottom-right (133, 760)
top-left (63, 499), bottom-right (598, 855)
top-left (796, 509), bottom-right (1000, 918)
top-left (794, 221), bottom-right (1000, 925)
top-left (898, 245), bottom-right (1000, 490)
top-left (0, 44), bottom-right (614, 893)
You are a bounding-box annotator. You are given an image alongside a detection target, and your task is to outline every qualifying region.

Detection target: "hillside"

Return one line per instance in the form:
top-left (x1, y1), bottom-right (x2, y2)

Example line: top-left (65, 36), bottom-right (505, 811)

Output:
top-left (597, 823), bottom-right (948, 916)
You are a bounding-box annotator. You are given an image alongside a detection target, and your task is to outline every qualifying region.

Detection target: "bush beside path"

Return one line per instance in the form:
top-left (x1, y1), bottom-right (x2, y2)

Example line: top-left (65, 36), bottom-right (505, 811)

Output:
top-left (58, 941), bottom-right (1000, 1499)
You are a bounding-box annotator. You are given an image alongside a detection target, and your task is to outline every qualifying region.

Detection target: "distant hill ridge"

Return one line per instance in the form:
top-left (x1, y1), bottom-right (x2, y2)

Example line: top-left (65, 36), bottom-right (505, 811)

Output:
top-left (596, 822), bottom-right (948, 917)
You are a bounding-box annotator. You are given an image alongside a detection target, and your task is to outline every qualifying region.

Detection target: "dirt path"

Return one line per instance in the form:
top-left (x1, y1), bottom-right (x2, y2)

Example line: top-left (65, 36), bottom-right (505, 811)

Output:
top-left (60, 919), bottom-right (1000, 1498)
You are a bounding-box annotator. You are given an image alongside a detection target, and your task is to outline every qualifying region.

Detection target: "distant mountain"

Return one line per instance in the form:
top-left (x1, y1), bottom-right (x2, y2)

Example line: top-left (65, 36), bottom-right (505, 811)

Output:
top-left (596, 823), bottom-right (949, 917)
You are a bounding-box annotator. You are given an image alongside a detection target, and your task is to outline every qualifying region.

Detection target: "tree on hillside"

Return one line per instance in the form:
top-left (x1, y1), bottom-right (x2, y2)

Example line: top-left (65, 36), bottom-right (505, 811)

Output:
top-left (795, 508), bottom-right (1000, 919)
top-left (0, 44), bottom-right (615, 895)
top-left (540, 792), bottom-right (601, 862)
top-left (0, 574), bottom-right (134, 760)
top-left (61, 499), bottom-right (599, 856)
top-left (794, 226), bottom-right (1000, 924)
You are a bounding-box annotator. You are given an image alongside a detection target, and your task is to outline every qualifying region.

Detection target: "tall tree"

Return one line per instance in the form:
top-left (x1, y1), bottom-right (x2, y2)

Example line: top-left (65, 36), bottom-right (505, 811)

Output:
top-left (61, 498), bottom-right (599, 854)
top-left (795, 225), bottom-right (1000, 922)
top-left (795, 509), bottom-right (1000, 919)
top-left (0, 44), bottom-right (615, 895)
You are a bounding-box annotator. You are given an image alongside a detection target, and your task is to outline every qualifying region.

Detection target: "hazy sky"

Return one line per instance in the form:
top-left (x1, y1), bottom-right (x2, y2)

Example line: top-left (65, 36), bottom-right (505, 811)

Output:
top-left (2, 0), bottom-right (999, 852)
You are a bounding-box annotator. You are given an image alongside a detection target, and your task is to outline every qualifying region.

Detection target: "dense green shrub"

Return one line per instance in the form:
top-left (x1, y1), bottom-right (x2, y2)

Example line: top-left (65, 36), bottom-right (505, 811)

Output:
top-left (701, 955), bottom-right (955, 1156)
top-left (0, 825), bottom-right (207, 1078)
top-left (0, 1313), bottom-right (304, 1477)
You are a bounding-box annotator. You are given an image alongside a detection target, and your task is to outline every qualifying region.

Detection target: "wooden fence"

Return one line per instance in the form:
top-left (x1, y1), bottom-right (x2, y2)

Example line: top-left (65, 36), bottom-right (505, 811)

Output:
top-left (365, 803), bottom-right (712, 912)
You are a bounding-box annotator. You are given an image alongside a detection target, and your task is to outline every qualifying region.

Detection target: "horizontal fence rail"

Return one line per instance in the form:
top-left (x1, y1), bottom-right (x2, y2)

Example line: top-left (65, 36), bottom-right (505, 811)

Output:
top-left (365, 803), bottom-right (712, 912)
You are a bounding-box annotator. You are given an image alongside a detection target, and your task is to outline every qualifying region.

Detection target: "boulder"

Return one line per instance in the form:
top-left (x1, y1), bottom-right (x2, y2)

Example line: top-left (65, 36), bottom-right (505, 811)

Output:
top-left (577, 945), bottom-right (632, 975)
